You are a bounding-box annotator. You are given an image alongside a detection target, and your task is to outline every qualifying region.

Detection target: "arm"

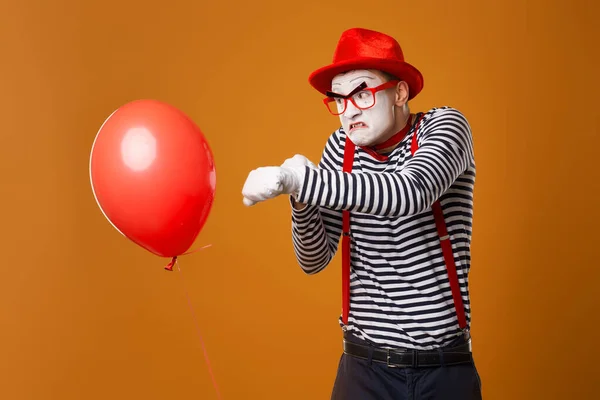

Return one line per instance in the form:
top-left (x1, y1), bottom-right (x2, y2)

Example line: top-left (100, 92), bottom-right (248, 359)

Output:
top-left (296, 108), bottom-right (474, 217)
top-left (290, 133), bottom-right (344, 275)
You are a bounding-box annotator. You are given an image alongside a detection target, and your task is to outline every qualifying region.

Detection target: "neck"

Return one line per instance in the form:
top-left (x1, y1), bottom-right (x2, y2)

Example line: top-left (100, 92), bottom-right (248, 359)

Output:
top-left (369, 113), bottom-right (414, 154)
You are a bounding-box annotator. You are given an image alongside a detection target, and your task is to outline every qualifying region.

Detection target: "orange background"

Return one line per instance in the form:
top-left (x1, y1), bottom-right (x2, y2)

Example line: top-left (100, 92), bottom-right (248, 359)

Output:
top-left (1, 0), bottom-right (598, 399)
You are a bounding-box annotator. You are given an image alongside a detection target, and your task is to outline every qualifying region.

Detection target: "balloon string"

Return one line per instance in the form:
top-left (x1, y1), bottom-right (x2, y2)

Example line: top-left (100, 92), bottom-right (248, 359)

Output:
top-left (176, 258), bottom-right (222, 400)
top-left (165, 244), bottom-right (213, 271)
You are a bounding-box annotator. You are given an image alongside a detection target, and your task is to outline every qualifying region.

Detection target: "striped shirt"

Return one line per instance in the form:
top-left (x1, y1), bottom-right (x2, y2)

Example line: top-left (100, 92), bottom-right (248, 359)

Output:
top-left (290, 106), bottom-right (476, 350)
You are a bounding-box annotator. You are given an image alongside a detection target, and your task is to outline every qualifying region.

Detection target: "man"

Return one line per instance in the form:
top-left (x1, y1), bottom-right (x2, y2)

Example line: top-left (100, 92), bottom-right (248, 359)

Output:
top-left (242, 27), bottom-right (482, 399)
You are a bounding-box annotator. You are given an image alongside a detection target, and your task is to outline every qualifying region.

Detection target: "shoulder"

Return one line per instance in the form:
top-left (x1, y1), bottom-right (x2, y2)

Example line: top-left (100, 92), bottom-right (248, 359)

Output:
top-left (419, 106), bottom-right (471, 130)
top-left (416, 106), bottom-right (474, 156)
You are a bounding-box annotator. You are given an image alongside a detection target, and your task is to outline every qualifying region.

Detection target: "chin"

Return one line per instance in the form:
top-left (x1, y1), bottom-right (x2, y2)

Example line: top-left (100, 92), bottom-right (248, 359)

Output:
top-left (348, 131), bottom-right (376, 147)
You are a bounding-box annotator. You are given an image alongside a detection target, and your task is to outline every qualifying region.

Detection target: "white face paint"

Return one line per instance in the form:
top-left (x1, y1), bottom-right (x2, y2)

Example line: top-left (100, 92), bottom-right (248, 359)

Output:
top-left (331, 69), bottom-right (397, 147)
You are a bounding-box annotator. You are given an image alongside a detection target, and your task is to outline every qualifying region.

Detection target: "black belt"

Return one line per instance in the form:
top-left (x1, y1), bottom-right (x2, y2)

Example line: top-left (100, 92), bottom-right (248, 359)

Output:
top-left (343, 338), bottom-right (473, 368)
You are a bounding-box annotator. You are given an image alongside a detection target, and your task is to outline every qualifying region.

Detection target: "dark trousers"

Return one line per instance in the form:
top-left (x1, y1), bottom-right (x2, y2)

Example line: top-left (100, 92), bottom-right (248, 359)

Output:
top-left (331, 332), bottom-right (482, 400)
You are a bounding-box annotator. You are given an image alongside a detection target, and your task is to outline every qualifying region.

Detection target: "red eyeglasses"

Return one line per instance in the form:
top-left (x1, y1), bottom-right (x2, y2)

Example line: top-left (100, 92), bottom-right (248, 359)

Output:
top-left (323, 80), bottom-right (400, 115)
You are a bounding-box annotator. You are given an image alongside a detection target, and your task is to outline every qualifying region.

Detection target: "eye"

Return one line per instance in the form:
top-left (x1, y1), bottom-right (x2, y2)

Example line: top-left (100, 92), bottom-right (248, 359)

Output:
top-left (356, 91), bottom-right (370, 99)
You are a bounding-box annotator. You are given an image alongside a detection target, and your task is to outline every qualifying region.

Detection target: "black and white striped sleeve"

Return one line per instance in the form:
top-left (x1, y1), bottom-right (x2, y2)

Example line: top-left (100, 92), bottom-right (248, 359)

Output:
top-left (296, 108), bottom-right (474, 217)
top-left (290, 132), bottom-right (344, 275)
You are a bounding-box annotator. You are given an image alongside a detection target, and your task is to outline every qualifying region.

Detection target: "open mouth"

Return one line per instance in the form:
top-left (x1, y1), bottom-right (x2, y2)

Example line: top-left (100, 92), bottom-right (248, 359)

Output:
top-left (350, 122), bottom-right (367, 131)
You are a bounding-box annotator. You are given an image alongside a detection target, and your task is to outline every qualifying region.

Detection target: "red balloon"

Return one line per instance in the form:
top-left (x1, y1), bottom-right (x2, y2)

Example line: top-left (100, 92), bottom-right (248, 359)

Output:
top-left (89, 99), bottom-right (216, 259)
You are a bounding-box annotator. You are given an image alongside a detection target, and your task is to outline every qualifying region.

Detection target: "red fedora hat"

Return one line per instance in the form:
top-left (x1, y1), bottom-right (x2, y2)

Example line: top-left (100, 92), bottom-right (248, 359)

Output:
top-left (308, 28), bottom-right (424, 100)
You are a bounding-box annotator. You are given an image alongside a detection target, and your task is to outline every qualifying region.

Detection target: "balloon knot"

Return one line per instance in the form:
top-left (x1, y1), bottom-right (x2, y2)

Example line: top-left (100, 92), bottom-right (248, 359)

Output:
top-left (165, 256), bottom-right (178, 271)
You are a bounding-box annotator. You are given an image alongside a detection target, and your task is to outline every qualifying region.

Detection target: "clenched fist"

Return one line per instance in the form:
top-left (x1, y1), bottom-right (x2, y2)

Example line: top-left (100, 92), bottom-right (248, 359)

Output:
top-left (242, 154), bottom-right (316, 207)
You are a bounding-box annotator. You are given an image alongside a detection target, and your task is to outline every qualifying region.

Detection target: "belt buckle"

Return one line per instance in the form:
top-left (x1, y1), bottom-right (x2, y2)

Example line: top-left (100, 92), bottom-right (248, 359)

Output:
top-left (386, 349), bottom-right (397, 368)
top-left (386, 349), bottom-right (415, 368)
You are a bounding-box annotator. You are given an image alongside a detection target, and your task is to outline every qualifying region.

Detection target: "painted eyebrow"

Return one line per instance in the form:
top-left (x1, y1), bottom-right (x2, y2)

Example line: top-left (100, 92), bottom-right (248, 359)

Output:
top-left (326, 81), bottom-right (367, 98)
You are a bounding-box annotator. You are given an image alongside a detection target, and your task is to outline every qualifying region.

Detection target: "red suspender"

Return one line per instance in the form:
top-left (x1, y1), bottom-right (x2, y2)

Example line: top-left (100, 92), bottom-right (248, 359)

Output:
top-left (341, 138), bottom-right (355, 325)
top-left (412, 127), bottom-right (468, 332)
top-left (341, 114), bottom-right (468, 334)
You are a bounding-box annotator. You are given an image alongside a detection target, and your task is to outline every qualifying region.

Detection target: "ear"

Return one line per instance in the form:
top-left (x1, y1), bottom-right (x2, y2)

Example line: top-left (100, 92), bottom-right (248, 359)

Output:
top-left (394, 81), bottom-right (410, 107)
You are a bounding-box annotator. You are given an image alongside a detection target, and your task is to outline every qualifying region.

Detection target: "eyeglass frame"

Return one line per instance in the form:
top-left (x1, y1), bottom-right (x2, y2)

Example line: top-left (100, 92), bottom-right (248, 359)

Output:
top-left (323, 80), bottom-right (400, 116)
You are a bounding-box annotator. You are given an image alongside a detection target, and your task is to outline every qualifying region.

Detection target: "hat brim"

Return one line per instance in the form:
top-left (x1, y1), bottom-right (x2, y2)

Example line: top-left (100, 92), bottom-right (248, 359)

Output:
top-left (308, 57), bottom-right (424, 100)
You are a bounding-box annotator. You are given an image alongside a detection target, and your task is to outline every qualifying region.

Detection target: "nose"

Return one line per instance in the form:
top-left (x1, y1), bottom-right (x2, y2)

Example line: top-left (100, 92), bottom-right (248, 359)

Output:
top-left (343, 100), bottom-right (361, 119)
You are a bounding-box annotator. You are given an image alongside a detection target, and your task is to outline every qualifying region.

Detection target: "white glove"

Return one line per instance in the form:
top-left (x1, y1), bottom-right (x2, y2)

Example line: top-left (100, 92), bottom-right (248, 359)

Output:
top-left (281, 154), bottom-right (317, 170)
top-left (242, 155), bottom-right (315, 207)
